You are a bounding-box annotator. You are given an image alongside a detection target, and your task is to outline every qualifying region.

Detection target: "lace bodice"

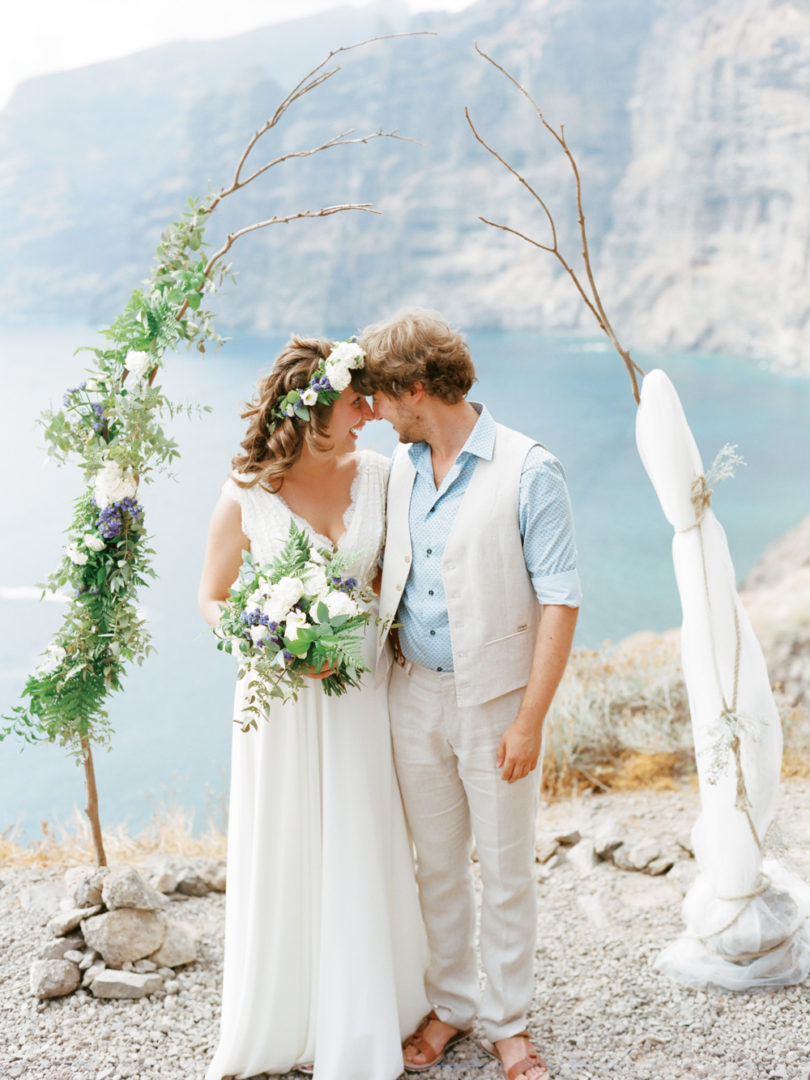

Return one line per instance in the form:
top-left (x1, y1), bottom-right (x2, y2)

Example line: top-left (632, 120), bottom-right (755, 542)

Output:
top-left (222, 449), bottom-right (389, 589)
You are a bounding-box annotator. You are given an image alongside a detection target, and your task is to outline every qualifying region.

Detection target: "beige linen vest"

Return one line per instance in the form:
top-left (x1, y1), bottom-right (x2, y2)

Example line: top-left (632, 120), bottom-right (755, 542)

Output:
top-left (379, 423), bottom-right (540, 707)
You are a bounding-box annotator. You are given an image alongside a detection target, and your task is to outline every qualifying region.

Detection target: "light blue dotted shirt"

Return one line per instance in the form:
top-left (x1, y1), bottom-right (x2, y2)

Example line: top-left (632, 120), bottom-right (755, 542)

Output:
top-left (398, 404), bottom-right (582, 672)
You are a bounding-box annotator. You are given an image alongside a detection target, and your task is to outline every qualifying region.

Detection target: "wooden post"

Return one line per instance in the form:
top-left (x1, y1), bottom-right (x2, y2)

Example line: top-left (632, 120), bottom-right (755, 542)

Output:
top-left (80, 736), bottom-right (107, 866)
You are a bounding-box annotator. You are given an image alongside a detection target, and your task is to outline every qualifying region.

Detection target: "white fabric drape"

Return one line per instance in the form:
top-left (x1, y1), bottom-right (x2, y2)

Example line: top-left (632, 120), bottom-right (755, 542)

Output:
top-left (635, 369), bottom-right (810, 990)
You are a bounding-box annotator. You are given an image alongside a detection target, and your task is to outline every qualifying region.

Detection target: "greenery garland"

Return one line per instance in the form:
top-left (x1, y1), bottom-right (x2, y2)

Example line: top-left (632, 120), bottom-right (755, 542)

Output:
top-left (2, 198), bottom-right (224, 755)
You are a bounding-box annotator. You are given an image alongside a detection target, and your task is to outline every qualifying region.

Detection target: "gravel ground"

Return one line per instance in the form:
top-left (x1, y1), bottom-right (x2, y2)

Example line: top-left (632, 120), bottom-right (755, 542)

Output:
top-left (2, 778), bottom-right (810, 1080)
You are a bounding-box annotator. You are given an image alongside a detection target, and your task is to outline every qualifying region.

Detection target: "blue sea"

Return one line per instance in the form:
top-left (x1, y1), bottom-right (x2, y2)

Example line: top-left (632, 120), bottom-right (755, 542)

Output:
top-left (2, 324), bottom-right (808, 839)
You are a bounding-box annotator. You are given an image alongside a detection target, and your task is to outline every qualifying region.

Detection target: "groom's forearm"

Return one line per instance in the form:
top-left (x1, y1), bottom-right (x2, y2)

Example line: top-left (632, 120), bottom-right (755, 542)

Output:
top-left (496, 604), bottom-right (578, 782)
top-left (516, 604), bottom-right (579, 733)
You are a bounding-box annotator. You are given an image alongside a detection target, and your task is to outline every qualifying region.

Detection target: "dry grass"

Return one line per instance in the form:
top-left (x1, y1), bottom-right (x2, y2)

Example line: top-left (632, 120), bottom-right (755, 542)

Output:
top-left (0, 805), bottom-right (226, 869)
top-left (541, 634), bottom-right (810, 798)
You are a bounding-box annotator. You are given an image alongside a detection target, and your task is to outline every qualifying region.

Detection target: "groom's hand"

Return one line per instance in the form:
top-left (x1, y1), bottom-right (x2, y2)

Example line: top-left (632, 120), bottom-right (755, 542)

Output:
top-left (496, 717), bottom-right (542, 783)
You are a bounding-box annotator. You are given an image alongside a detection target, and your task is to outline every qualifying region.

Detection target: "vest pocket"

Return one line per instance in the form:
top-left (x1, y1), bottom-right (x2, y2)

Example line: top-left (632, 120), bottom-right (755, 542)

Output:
top-left (483, 626), bottom-right (530, 647)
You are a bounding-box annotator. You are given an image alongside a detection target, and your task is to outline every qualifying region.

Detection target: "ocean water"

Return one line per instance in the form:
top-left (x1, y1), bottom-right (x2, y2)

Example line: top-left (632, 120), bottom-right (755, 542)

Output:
top-left (1, 323), bottom-right (808, 838)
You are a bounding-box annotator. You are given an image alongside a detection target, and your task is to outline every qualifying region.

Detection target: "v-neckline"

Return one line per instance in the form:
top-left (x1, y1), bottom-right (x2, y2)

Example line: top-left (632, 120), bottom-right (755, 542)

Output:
top-left (273, 453), bottom-right (364, 550)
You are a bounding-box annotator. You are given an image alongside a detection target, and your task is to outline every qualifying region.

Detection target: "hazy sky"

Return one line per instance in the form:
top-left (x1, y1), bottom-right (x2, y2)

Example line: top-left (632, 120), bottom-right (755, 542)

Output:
top-left (1, 0), bottom-right (474, 110)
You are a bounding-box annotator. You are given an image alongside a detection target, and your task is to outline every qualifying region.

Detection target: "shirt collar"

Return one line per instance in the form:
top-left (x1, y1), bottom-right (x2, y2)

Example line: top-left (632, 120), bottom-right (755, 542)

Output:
top-left (407, 402), bottom-right (495, 474)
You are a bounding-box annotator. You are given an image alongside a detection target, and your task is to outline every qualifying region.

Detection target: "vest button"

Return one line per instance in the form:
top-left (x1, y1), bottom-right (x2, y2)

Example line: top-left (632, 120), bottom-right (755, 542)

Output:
top-left (428, 589), bottom-right (434, 596)
top-left (429, 630), bottom-right (436, 636)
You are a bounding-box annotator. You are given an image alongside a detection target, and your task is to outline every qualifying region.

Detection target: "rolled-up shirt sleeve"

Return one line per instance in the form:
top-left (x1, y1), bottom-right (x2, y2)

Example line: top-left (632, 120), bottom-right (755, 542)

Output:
top-left (518, 446), bottom-right (583, 607)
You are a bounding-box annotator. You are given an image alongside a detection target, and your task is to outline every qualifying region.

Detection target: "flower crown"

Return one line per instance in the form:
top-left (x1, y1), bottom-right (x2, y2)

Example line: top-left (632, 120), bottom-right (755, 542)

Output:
top-left (267, 340), bottom-right (365, 433)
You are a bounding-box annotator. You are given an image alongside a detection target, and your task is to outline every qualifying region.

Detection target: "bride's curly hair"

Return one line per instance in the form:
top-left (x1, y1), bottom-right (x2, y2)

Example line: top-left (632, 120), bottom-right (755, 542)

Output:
top-left (231, 336), bottom-right (350, 493)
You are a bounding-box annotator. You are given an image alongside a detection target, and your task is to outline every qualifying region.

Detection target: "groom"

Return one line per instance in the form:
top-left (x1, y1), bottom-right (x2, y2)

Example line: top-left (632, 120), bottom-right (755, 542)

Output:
top-left (359, 310), bottom-right (581, 1080)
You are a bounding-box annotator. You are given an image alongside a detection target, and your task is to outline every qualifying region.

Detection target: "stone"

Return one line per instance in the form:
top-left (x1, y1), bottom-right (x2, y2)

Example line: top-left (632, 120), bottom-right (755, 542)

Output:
top-left (647, 854), bottom-right (676, 876)
top-left (81, 961), bottom-right (106, 988)
top-left (81, 908), bottom-right (166, 967)
top-left (30, 959), bottom-right (81, 999)
top-left (593, 820), bottom-right (625, 860)
top-left (175, 869), bottom-right (209, 896)
top-left (62, 949), bottom-right (84, 964)
top-left (101, 866), bottom-right (166, 912)
top-left (676, 832), bottom-right (695, 856)
top-left (37, 932), bottom-right (84, 961)
top-left (90, 969), bottom-right (163, 999)
top-left (78, 950), bottom-right (98, 971)
top-left (148, 919), bottom-right (198, 968)
top-left (567, 838), bottom-right (599, 874)
top-left (133, 957), bottom-right (158, 973)
top-left (535, 836), bottom-right (559, 864)
top-left (537, 854), bottom-right (561, 880)
top-left (616, 839), bottom-right (662, 872)
top-left (555, 829), bottom-right (581, 847)
top-left (64, 865), bottom-right (108, 908)
top-left (199, 859), bottom-right (227, 892)
top-left (48, 905), bottom-right (103, 937)
top-left (143, 855), bottom-right (184, 895)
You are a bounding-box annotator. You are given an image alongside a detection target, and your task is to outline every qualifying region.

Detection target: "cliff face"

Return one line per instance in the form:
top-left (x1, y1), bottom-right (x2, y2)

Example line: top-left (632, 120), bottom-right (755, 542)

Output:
top-left (600, 0), bottom-right (810, 372)
top-left (1, 0), bottom-right (808, 372)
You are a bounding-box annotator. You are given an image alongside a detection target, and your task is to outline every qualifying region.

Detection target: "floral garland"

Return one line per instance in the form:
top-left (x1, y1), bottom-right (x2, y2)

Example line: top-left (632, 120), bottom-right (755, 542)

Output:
top-left (1, 198), bottom-right (226, 755)
top-left (268, 340), bottom-right (365, 431)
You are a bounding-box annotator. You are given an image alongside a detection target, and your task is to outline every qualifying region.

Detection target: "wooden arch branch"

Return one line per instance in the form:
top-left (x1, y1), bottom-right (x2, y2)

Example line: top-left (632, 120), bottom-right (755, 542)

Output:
top-left (174, 31), bottom-right (433, 320)
top-left (466, 43), bottom-right (644, 405)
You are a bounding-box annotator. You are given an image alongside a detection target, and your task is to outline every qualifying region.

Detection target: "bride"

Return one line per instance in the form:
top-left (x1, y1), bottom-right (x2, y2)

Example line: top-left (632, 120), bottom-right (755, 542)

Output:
top-left (198, 336), bottom-right (428, 1080)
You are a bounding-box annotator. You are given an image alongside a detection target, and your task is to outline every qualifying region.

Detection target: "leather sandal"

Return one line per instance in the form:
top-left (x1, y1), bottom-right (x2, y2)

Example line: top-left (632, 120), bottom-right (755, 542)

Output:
top-left (481, 1031), bottom-right (549, 1080)
top-left (403, 1009), bottom-right (472, 1073)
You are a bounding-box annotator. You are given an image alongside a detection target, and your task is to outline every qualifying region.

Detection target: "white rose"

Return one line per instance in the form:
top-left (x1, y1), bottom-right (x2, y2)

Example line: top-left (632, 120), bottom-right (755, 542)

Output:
top-left (35, 644), bottom-right (67, 675)
top-left (300, 563), bottom-right (328, 598)
top-left (94, 461), bottom-right (138, 509)
top-left (329, 342), bottom-right (364, 367)
top-left (126, 350), bottom-right (153, 379)
top-left (284, 609), bottom-right (310, 640)
top-left (301, 387), bottom-right (318, 406)
top-left (324, 362), bottom-right (352, 392)
top-left (323, 589), bottom-right (358, 619)
top-left (66, 542), bottom-right (89, 566)
top-left (83, 533), bottom-right (106, 552)
top-left (261, 575), bottom-right (304, 623)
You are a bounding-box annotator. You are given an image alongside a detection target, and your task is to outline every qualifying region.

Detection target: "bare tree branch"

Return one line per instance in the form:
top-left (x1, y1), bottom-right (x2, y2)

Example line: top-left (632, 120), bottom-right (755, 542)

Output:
top-left (210, 32), bottom-right (435, 211)
top-left (171, 31), bottom-right (434, 323)
top-left (202, 205), bottom-right (380, 279)
top-left (468, 43), bottom-right (645, 404)
top-left (236, 128), bottom-right (415, 192)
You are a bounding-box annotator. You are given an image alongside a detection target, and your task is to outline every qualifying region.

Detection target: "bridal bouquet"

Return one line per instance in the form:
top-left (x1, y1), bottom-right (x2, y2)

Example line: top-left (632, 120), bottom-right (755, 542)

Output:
top-left (214, 521), bottom-right (373, 729)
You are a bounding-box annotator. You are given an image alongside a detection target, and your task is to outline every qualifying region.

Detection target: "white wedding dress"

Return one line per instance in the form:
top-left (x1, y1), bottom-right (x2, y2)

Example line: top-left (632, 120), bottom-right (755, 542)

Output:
top-left (206, 449), bottom-right (428, 1080)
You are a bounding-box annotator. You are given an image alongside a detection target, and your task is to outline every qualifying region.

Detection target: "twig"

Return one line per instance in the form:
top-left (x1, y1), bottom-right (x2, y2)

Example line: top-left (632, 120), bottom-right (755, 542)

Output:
top-left (201, 204), bottom-right (380, 279)
top-left (172, 31), bottom-right (433, 321)
top-left (468, 43), bottom-right (644, 404)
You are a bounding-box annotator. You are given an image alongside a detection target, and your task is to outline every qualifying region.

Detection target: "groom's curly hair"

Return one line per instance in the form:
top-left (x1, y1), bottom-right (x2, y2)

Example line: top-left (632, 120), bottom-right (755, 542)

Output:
top-left (357, 309), bottom-right (477, 403)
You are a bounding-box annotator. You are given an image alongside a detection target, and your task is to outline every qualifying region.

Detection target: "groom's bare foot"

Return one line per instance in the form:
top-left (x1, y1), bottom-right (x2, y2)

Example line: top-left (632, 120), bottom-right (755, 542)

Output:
top-left (403, 1012), bottom-right (465, 1069)
top-left (492, 1033), bottom-right (549, 1080)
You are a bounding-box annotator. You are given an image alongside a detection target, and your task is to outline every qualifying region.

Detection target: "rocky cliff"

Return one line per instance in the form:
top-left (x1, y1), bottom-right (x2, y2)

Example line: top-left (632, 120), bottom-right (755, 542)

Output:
top-left (1, 0), bottom-right (808, 372)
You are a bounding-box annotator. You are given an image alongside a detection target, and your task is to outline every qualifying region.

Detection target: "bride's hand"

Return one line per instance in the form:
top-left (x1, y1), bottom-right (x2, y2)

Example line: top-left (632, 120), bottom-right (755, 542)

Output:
top-left (303, 661), bottom-right (336, 680)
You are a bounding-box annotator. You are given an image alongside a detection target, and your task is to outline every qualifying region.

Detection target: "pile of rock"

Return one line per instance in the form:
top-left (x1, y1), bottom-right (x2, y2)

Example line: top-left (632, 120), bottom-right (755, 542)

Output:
top-left (29, 859), bottom-right (225, 1002)
top-left (536, 821), bottom-right (694, 883)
